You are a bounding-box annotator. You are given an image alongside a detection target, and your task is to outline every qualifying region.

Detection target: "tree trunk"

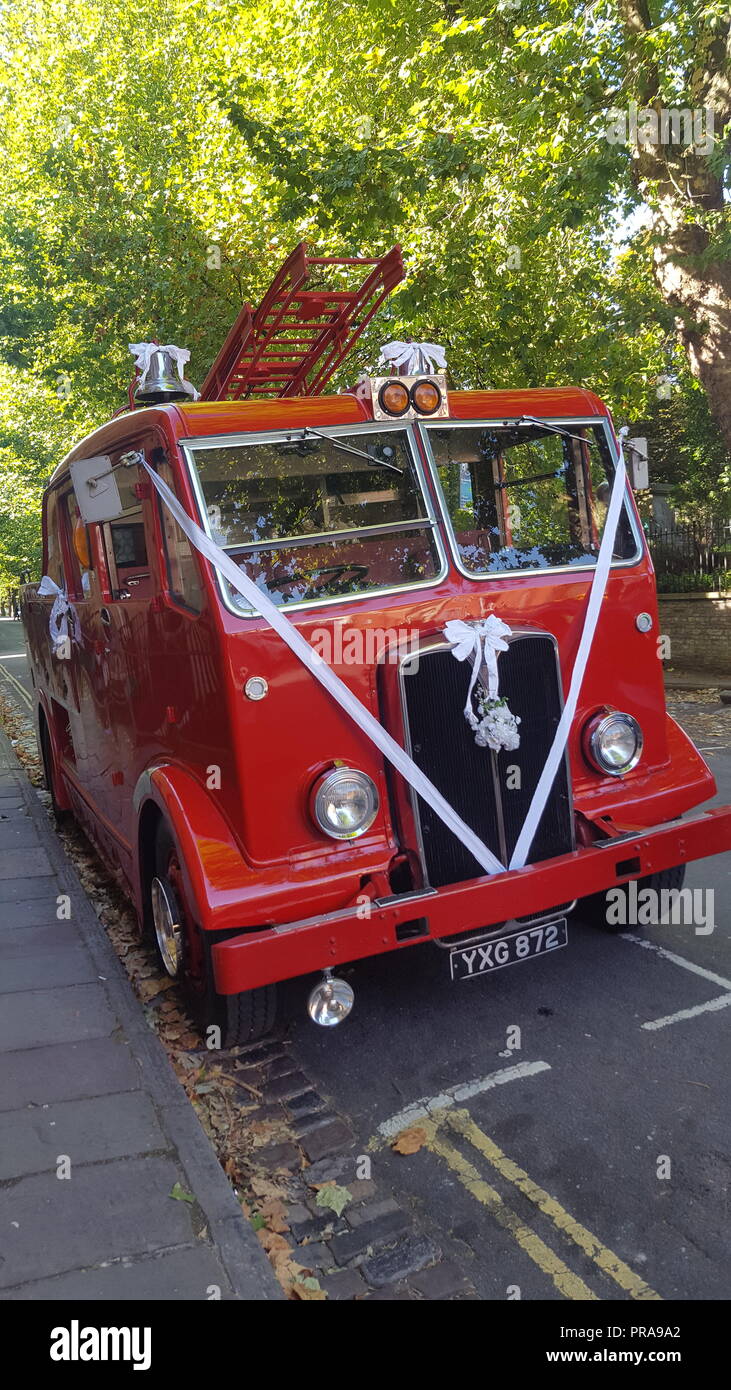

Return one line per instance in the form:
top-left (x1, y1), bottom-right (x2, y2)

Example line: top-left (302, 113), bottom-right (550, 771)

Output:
top-left (649, 194), bottom-right (731, 455)
top-left (615, 0), bottom-right (731, 451)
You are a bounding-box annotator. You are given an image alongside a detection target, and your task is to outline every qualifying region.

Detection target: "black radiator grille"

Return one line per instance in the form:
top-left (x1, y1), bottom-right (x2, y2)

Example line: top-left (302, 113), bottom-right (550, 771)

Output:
top-left (400, 634), bottom-right (573, 887)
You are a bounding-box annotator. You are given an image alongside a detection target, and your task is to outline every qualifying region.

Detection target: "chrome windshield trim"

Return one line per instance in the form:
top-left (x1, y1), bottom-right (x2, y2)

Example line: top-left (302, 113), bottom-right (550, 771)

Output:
top-left (180, 421), bottom-right (448, 619)
top-left (416, 415), bottom-right (645, 583)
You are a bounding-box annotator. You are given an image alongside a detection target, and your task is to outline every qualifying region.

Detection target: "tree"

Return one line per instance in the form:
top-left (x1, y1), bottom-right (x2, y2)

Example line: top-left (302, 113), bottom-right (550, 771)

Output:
top-left (611, 2), bottom-right (731, 451)
top-left (0, 0), bottom-right (728, 593)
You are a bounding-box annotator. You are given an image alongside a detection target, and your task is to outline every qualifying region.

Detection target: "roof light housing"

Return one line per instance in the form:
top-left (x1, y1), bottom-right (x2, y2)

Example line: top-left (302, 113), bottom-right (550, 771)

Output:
top-left (371, 373), bottom-right (449, 422)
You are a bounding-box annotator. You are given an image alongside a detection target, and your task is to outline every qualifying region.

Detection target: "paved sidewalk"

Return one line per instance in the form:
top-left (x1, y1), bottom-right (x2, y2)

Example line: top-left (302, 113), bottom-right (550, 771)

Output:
top-left (0, 729), bottom-right (281, 1301)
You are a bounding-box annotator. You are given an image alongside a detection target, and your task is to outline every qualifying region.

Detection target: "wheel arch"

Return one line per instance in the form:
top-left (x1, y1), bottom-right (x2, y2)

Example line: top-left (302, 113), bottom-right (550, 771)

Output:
top-left (132, 763), bottom-right (256, 931)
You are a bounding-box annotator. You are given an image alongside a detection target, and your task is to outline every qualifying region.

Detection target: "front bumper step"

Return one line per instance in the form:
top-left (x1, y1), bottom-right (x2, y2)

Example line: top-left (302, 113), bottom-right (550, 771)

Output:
top-left (211, 804), bottom-right (731, 994)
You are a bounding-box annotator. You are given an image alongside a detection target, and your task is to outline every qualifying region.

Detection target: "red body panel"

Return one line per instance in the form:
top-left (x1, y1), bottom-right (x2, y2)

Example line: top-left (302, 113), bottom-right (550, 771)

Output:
top-left (23, 386), bottom-right (730, 997)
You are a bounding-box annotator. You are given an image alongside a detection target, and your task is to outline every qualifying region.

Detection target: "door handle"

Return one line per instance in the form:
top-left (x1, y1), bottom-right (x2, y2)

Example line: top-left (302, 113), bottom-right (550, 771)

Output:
top-left (100, 607), bottom-right (111, 626)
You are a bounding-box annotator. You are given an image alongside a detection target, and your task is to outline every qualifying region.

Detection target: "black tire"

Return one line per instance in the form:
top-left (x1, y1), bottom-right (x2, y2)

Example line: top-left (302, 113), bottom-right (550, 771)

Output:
top-left (150, 821), bottom-right (277, 1047)
top-left (578, 864), bottom-right (687, 933)
top-left (39, 717), bottom-right (71, 824)
top-left (202, 934), bottom-right (278, 1048)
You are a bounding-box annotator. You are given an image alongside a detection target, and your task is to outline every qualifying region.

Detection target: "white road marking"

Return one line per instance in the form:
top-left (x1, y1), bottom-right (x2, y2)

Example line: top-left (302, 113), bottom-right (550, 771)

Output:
top-left (376, 1059), bottom-right (551, 1139)
top-left (0, 662), bottom-right (32, 709)
top-left (622, 933), bottom-right (731, 992)
top-left (642, 994), bottom-right (731, 1031)
top-left (622, 933), bottom-right (731, 1031)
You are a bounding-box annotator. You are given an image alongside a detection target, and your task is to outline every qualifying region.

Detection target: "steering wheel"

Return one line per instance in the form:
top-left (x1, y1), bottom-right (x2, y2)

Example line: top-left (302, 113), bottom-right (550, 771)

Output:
top-left (266, 563), bottom-right (370, 596)
top-left (311, 564), bottom-right (370, 593)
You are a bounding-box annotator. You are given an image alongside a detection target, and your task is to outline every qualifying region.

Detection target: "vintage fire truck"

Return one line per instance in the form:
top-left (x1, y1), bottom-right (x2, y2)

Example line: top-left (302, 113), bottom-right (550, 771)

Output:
top-left (22, 245), bottom-right (731, 1043)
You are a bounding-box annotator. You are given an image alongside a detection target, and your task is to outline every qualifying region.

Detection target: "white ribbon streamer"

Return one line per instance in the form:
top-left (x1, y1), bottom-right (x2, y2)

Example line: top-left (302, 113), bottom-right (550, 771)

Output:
top-left (129, 342), bottom-right (199, 399)
top-left (38, 575), bottom-right (81, 655)
top-left (508, 428), bottom-right (630, 870)
top-left (139, 459), bottom-right (506, 878)
top-left (138, 421), bottom-right (628, 884)
top-left (379, 340), bottom-right (447, 375)
top-left (443, 615), bottom-right (512, 715)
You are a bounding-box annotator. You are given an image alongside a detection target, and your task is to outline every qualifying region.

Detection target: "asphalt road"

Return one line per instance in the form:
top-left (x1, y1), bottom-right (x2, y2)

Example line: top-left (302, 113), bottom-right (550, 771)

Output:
top-left (2, 615), bottom-right (729, 1302)
top-left (0, 617), bottom-right (33, 707)
top-left (285, 705), bottom-right (731, 1302)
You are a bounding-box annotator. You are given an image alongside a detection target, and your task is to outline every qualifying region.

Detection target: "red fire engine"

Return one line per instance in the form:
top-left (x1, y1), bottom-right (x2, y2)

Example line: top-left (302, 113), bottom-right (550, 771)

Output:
top-left (22, 244), bottom-right (731, 1043)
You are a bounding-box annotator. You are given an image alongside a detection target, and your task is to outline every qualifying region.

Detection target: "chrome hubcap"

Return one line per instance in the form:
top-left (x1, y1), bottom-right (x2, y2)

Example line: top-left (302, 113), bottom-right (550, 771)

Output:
top-left (151, 876), bottom-right (183, 977)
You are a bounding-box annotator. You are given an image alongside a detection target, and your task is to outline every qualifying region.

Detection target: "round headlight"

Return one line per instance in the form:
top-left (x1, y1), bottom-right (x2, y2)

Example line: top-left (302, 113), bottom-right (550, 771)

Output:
top-left (584, 711), bottom-right (643, 777)
top-left (311, 768), bottom-right (379, 839)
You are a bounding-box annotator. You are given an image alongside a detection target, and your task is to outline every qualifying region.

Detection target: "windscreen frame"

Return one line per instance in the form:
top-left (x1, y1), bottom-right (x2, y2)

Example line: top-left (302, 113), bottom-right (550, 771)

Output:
top-left (178, 419), bottom-right (449, 618)
top-left (416, 414), bottom-right (645, 583)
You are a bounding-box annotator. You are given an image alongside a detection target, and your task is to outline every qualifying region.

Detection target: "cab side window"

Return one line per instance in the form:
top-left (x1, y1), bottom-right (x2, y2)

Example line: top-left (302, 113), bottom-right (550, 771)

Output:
top-left (43, 489), bottom-right (66, 589)
top-left (61, 489), bottom-right (93, 599)
top-left (102, 510), bottom-right (152, 601)
top-left (97, 455), bottom-right (153, 602)
top-left (153, 452), bottom-right (204, 613)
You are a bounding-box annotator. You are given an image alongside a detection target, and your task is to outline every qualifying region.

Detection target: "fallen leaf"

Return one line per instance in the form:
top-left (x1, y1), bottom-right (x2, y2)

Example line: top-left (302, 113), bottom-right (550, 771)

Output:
top-left (249, 1175), bottom-right (289, 1202)
top-left (169, 1182), bottom-right (195, 1203)
top-left (392, 1125), bottom-right (427, 1155)
top-left (258, 1196), bottom-right (290, 1232)
top-left (138, 977), bottom-right (173, 1000)
top-left (257, 1228), bottom-right (290, 1254)
top-left (291, 1276), bottom-right (327, 1301)
top-left (315, 1183), bottom-right (351, 1217)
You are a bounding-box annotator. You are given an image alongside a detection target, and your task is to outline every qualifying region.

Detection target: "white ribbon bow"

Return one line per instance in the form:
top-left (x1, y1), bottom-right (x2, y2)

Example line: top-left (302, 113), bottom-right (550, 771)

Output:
top-left (128, 342), bottom-right (199, 399)
top-left (38, 575), bottom-right (81, 655)
top-left (443, 615), bottom-right (513, 718)
top-left (379, 340), bottom-right (447, 376)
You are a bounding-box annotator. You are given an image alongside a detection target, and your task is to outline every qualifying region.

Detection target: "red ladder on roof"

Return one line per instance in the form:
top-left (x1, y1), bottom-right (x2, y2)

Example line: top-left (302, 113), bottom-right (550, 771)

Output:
top-left (199, 243), bottom-right (404, 401)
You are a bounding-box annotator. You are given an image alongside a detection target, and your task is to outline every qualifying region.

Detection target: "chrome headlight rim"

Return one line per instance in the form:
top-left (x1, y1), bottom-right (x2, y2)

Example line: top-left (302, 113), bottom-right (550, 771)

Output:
top-left (311, 767), bottom-right (380, 840)
top-left (584, 710), bottom-right (644, 778)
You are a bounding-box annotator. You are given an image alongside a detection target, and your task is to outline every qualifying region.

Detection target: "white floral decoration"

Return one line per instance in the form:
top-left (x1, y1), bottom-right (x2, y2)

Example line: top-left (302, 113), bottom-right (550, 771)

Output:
top-left (467, 691), bottom-right (521, 753)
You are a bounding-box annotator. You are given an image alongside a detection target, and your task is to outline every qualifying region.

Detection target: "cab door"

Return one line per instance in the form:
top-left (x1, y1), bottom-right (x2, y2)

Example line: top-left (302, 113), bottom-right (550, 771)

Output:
top-left (55, 485), bottom-right (114, 827)
top-left (93, 443), bottom-right (160, 874)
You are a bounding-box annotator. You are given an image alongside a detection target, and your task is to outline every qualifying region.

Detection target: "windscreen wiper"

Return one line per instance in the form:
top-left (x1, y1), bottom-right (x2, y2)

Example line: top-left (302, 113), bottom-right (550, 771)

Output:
top-left (284, 427), bottom-right (404, 475)
top-left (507, 416), bottom-right (599, 450)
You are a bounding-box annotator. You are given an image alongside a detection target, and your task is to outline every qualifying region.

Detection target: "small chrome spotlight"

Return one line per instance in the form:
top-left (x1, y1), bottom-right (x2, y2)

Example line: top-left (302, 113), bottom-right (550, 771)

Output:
top-left (307, 970), bottom-right (354, 1027)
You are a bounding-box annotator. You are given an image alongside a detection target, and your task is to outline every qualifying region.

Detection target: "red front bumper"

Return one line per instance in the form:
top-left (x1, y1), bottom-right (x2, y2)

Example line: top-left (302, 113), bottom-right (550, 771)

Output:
top-left (211, 805), bottom-right (731, 994)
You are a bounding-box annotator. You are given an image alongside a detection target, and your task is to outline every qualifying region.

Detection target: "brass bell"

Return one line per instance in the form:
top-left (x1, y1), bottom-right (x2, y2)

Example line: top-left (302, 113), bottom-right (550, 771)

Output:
top-left (133, 348), bottom-right (191, 404)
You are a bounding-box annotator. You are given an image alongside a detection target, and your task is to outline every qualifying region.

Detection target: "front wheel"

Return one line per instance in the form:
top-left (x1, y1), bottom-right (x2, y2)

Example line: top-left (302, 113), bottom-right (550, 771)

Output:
top-left (578, 864), bottom-right (687, 934)
top-left (149, 821), bottom-right (277, 1047)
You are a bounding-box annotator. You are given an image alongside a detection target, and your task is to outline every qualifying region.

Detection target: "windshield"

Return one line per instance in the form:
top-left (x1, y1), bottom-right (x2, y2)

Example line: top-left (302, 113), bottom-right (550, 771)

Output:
top-left (426, 422), bottom-right (638, 575)
top-left (188, 428), bottom-right (442, 609)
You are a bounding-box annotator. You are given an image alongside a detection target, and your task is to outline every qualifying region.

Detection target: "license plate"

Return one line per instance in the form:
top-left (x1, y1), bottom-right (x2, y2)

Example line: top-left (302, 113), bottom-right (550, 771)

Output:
top-left (449, 919), bottom-right (568, 982)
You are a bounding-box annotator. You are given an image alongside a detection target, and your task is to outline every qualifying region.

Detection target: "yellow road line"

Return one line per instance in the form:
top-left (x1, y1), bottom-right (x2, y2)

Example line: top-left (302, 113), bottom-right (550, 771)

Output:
top-left (0, 662), bottom-right (32, 709)
top-left (446, 1108), bottom-right (661, 1301)
top-left (428, 1127), bottom-right (598, 1300)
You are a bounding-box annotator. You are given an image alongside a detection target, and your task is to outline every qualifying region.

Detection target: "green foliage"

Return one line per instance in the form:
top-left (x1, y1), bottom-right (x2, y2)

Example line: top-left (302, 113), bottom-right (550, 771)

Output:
top-left (637, 379), bottom-right (731, 519)
top-left (0, 0), bottom-right (728, 585)
top-left (656, 571), bottom-right (731, 594)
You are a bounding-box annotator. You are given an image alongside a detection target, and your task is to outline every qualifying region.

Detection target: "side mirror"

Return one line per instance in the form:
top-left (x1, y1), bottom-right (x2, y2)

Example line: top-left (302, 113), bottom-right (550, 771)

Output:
top-left (70, 456), bottom-right (125, 522)
top-left (626, 437), bottom-right (649, 491)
